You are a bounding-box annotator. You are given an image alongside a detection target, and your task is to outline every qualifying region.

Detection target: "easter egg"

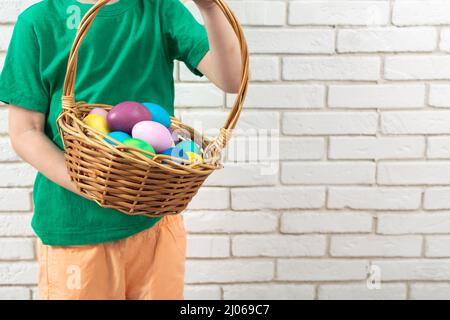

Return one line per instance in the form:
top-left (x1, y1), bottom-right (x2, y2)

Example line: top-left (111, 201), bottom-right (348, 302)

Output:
top-left (161, 147), bottom-right (189, 160)
top-left (176, 140), bottom-right (201, 155)
top-left (89, 108), bottom-right (109, 117)
top-left (169, 128), bottom-right (181, 143)
top-left (107, 101), bottom-right (152, 134)
top-left (122, 138), bottom-right (155, 158)
top-left (142, 102), bottom-right (171, 128)
top-left (186, 151), bottom-right (203, 163)
top-left (83, 114), bottom-right (110, 135)
top-left (104, 131), bottom-right (131, 145)
top-left (132, 121), bottom-right (174, 153)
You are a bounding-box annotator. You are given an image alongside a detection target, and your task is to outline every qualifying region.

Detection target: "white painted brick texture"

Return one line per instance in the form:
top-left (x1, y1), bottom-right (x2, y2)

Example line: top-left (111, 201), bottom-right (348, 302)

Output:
top-left (2, 0), bottom-right (450, 300)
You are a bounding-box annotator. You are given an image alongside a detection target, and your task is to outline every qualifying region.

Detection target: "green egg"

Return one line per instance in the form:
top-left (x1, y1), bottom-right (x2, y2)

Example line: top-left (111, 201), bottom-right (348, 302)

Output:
top-left (122, 138), bottom-right (155, 158)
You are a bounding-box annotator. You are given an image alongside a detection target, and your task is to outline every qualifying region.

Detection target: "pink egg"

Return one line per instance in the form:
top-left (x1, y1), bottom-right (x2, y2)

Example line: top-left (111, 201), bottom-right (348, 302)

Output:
top-left (107, 101), bottom-right (152, 134)
top-left (89, 108), bottom-right (109, 117)
top-left (132, 121), bottom-right (174, 153)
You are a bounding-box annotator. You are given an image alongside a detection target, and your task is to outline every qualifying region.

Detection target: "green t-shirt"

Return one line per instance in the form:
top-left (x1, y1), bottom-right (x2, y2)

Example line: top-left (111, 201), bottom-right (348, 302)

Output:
top-left (0, 0), bottom-right (209, 246)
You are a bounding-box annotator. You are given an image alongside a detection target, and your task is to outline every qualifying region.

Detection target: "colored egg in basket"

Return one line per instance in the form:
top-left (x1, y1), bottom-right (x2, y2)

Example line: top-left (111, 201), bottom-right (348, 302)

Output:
top-left (132, 120), bottom-right (174, 153)
top-left (82, 114), bottom-right (110, 135)
top-left (176, 140), bottom-right (201, 155)
top-left (107, 101), bottom-right (152, 134)
top-left (122, 138), bottom-right (155, 158)
top-left (104, 131), bottom-right (131, 145)
top-left (161, 147), bottom-right (189, 161)
top-left (142, 102), bottom-right (171, 128)
top-left (89, 107), bottom-right (109, 117)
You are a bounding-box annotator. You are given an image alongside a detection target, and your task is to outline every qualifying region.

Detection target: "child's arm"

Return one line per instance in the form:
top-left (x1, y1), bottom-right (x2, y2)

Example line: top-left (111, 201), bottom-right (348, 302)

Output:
top-left (194, 0), bottom-right (242, 94)
top-left (8, 105), bottom-right (79, 194)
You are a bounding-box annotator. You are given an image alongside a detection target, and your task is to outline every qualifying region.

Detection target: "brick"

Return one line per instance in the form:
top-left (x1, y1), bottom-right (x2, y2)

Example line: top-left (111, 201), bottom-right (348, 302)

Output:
top-left (246, 29), bottom-right (334, 54)
top-left (184, 285), bottom-right (222, 300)
top-left (282, 161), bottom-right (376, 185)
top-left (429, 85), bottom-right (450, 107)
top-left (232, 235), bottom-right (326, 257)
top-left (0, 287), bottom-right (30, 300)
top-left (410, 283), bottom-right (450, 300)
top-left (0, 0), bottom-right (40, 23)
top-left (338, 27), bottom-right (437, 53)
top-left (425, 188), bottom-right (450, 209)
top-left (0, 164), bottom-right (36, 187)
top-left (440, 28), bottom-right (450, 52)
top-left (328, 187), bottom-right (422, 210)
top-left (180, 111), bottom-right (279, 135)
top-left (393, 0), bottom-right (450, 25)
top-left (232, 187), bottom-right (325, 210)
top-left (373, 260), bottom-right (450, 281)
top-left (281, 212), bottom-right (373, 234)
top-left (428, 137), bottom-right (450, 158)
top-left (187, 235), bottom-right (230, 258)
top-left (381, 111), bottom-right (450, 134)
top-left (319, 284), bottom-right (407, 300)
top-left (330, 136), bottom-right (425, 160)
top-left (0, 108), bottom-right (8, 134)
top-left (183, 211), bottom-right (278, 234)
top-left (0, 52), bottom-right (5, 71)
top-left (185, 259), bottom-right (274, 283)
top-left (0, 189), bottom-right (32, 212)
top-left (0, 238), bottom-right (34, 260)
top-left (277, 259), bottom-right (368, 281)
top-left (205, 164), bottom-right (277, 187)
top-left (329, 85), bottom-right (426, 109)
top-left (0, 262), bottom-right (38, 285)
top-left (330, 235), bottom-right (422, 257)
top-left (187, 188), bottom-right (229, 210)
top-left (283, 112), bottom-right (378, 135)
top-left (247, 56), bottom-right (280, 81)
top-left (0, 214), bottom-right (33, 236)
top-left (0, 137), bottom-right (20, 161)
top-left (426, 236), bottom-right (450, 257)
top-left (289, 1), bottom-right (390, 26)
top-left (378, 213), bottom-right (450, 235)
top-left (283, 56), bottom-right (380, 81)
top-left (174, 84), bottom-right (223, 107)
top-left (378, 161), bottom-right (450, 185)
top-left (0, 25), bottom-right (13, 51)
top-left (228, 1), bottom-right (286, 26)
top-left (385, 56), bottom-right (450, 80)
top-left (279, 137), bottom-right (325, 160)
top-left (228, 85), bottom-right (325, 109)
top-left (223, 284), bottom-right (315, 300)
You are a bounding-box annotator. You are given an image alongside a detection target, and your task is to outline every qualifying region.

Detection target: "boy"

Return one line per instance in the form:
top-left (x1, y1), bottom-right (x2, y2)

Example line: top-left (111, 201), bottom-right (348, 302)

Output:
top-left (0, 0), bottom-right (241, 299)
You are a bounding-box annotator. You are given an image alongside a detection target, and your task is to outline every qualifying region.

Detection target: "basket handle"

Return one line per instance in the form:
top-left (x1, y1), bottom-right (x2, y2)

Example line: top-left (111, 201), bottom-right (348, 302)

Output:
top-left (62, 0), bottom-right (249, 152)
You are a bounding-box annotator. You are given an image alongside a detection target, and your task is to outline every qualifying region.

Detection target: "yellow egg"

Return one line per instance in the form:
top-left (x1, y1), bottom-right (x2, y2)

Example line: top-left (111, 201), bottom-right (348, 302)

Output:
top-left (186, 152), bottom-right (203, 164)
top-left (82, 114), bottom-right (110, 135)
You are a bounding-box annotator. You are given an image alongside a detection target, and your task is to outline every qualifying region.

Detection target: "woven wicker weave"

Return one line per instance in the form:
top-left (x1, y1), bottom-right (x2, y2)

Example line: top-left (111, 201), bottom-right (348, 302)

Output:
top-left (56, 0), bottom-right (249, 217)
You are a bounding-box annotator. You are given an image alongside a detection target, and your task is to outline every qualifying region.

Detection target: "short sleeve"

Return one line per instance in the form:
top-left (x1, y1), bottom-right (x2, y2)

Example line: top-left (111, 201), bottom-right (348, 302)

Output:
top-left (0, 15), bottom-right (49, 113)
top-left (160, 0), bottom-right (210, 77)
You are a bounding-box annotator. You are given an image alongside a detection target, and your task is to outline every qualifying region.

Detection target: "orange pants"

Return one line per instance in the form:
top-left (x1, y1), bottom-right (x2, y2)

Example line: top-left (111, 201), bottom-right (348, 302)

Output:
top-left (38, 214), bottom-right (186, 300)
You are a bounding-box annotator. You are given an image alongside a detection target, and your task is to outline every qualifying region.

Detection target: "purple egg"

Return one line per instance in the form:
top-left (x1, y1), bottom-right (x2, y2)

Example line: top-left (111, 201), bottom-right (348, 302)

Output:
top-left (132, 121), bottom-right (174, 153)
top-left (89, 108), bottom-right (109, 117)
top-left (169, 127), bottom-right (181, 143)
top-left (107, 101), bottom-right (152, 134)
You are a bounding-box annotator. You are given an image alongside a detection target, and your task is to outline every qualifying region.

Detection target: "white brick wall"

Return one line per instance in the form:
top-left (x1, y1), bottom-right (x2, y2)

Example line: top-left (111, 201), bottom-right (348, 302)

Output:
top-left (3, 0), bottom-right (450, 300)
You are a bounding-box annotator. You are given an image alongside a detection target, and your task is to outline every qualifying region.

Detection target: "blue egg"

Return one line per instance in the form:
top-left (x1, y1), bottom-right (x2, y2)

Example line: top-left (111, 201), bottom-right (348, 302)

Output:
top-left (104, 131), bottom-right (131, 145)
top-left (162, 147), bottom-right (189, 160)
top-left (176, 140), bottom-right (201, 155)
top-left (142, 102), bottom-right (171, 128)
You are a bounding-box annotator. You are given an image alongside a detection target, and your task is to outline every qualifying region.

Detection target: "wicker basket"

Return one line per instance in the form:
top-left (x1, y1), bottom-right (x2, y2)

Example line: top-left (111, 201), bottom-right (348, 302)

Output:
top-left (56, 0), bottom-right (249, 217)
